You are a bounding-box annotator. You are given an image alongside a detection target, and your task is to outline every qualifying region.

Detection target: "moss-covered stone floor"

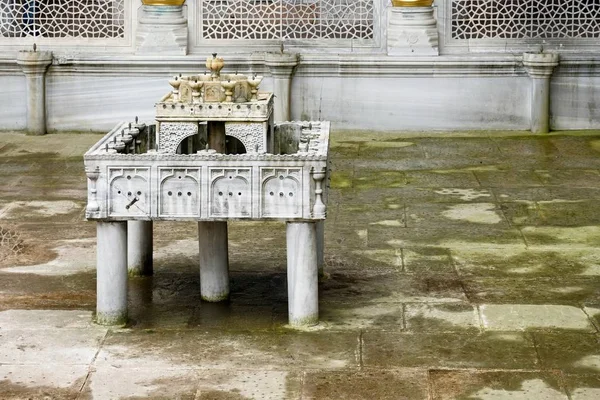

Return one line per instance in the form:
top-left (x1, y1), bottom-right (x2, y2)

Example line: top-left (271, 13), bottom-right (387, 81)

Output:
top-left (1, 130), bottom-right (600, 399)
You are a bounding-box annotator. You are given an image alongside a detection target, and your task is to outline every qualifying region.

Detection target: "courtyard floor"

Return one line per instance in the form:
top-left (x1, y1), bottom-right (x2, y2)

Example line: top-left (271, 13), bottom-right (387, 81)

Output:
top-left (0, 130), bottom-right (600, 399)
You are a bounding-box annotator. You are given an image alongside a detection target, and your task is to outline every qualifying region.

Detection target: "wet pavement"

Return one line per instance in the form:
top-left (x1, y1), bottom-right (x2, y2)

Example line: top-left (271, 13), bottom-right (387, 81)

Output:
top-left (1, 130), bottom-right (600, 399)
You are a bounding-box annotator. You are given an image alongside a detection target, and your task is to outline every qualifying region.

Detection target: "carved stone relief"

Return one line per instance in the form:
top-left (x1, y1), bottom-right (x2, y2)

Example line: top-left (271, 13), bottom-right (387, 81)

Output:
top-left (159, 122), bottom-right (199, 153)
top-left (159, 168), bottom-right (201, 217)
top-left (108, 167), bottom-right (150, 217)
top-left (261, 168), bottom-right (302, 217)
top-left (225, 122), bottom-right (265, 153)
top-left (210, 168), bottom-right (251, 217)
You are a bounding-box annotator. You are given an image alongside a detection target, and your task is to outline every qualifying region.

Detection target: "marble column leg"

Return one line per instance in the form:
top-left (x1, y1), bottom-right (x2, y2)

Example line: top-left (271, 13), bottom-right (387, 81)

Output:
top-left (531, 78), bottom-right (551, 134)
top-left (286, 222), bottom-right (319, 326)
top-left (316, 220), bottom-right (325, 277)
top-left (127, 221), bottom-right (153, 276)
top-left (198, 221), bottom-right (229, 302)
top-left (96, 221), bottom-right (128, 325)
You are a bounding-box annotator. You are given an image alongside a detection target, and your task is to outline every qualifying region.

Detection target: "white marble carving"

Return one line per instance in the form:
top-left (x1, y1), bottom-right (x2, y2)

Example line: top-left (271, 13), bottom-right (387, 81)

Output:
top-left (108, 167), bottom-right (151, 217)
top-left (84, 59), bottom-right (330, 327)
top-left (261, 168), bottom-right (302, 217)
top-left (387, 7), bottom-right (439, 56)
top-left (158, 122), bottom-right (199, 153)
top-left (136, 5), bottom-right (187, 55)
top-left (210, 168), bottom-right (252, 218)
top-left (159, 168), bottom-right (201, 217)
top-left (225, 122), bottom-right (265, 153)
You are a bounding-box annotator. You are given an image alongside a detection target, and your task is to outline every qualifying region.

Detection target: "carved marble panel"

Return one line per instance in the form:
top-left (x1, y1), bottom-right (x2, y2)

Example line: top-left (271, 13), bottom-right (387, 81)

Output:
top-left (225, 122), bottom-right (265, 153)
top-left (158, 122), bottom-right (199, 154)
top-left (159, 168), bottom-right (201, 217)
top-left (108, 167), bottom-right (150, 217)
top-left (261, 168), bottom-right (302, 217)
top-left (210, 168), bottom-right (251, 218)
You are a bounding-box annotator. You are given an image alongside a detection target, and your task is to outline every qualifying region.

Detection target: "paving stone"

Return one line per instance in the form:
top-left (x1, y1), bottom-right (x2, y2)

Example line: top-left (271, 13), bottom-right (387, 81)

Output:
top-left (480, 304), bottom-right (595, 331)
top-left (0, 309), bottom-right (95, 329)
top-left (405, 170), bottom-right (480, 188)
top-left (85, 366), bottom-right (198, 400)
top-left (406, 202), bottom-right (508, 227)
top-left (493, 186), bottom-right (600, 202)
top-left (320, 271), bottom-right (467, 304)
top-left (302, 368), bottom-right (428, 400)
top-left (521, 226), bottom-right (600, 248)
top-left (369, 224), bottom-right (526, 249)
top-left (563, 374), bottom-right (600, 400)
top-left (535, 169), bottom-right (600, 188)
top-left (403, 247), bottom-right (455, 274)
top-left (474, 170), bottom-right (544, 187)
top-left (534, 332), bottom-right (600, 373)
top-left (362, 331), bottom-right (538, 369)
top-left (452, 246), bottom-right (600, 277)
top-left (0, 328), bottom-right (106, 365)
top-left (405, 303), bottom-right (480, 332)
top-left (353, 169), bottom-right (408, 189)
top-left (430, 370), bottom-right (568, 400)
top-left (0, 365), bottom-right (88, 400)
top-left (463, 277), bottom-right (600, 305)
top-left (319, 301), bottom-right (404, 330)
top-left (196, 369), bottom-right (302, 400)
top-left (96, 330), bottom-right (361, 370)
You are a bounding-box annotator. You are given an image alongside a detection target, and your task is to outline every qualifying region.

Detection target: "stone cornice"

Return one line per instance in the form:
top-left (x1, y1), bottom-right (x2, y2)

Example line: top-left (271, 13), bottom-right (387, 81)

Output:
top-left (0, 52), bottom-right (599, 77)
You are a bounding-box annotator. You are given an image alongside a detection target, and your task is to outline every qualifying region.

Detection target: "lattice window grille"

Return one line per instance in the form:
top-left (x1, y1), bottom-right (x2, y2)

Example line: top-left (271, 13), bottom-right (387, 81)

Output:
top-left (0, 0), bottom-right (125, 38)
top-left (201, 0), bottom-right (374, 40)
top-left (451, 0), bottom-right (600, 40)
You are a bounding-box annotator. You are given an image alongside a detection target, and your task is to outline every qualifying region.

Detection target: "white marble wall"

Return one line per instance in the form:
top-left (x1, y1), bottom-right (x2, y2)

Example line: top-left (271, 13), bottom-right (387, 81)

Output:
top-left (45, 75), bottom-right (274, 131)
top-left (2, 68), bottom-right (600, 132)
top-left (551, 76), bottom-right (600, 130)
top-left (291, 76), bottom-right (532, 131)
top-left (0, 75), bottom-right (27, 130)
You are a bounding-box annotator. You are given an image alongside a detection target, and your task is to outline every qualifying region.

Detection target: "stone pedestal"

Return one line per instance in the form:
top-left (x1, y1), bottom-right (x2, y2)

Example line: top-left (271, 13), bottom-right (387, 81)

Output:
top-left (96, 221), bottom-right (128, 325)
top-left (286, 222), bottom-right (319, 326)
top-left (316, 220), bottom-right (325, 276)
top-left (265, 53), bottom-right (299, 122)
top-left (136, 5), bottom-right (187, 55)
top-left (523, 52), bottom-right (559, 134)
top-left (387, 7), bottom-right (438, 56)
top-left (127, 221), bottom-right (153, 276)
top-left (16, 50), bottom-right (53, 135)
top-left (198, 221), bottom-right (230, 302)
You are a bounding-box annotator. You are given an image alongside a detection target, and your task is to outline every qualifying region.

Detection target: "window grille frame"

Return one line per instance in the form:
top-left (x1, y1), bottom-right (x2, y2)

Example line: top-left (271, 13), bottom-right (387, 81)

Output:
top-left (438, 0), bottom-right (600, 54)
top-left (0, 0), bottom-right (134, 51)
top-left (189, 0), bottom-right (385, 54)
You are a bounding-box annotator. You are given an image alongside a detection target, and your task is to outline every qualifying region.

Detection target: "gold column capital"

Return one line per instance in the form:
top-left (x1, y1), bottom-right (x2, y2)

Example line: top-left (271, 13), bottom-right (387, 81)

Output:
top-left (141, 0), bottom-right (186, 6)
top-left (391, 0), bottom-right (434, 6)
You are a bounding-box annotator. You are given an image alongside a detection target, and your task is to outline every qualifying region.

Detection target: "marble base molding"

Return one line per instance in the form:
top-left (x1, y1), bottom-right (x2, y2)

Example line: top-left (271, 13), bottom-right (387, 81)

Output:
top-left (387, 7), bottom-right (439, 56)
top-left (135, 5), bottom-right (188, 56)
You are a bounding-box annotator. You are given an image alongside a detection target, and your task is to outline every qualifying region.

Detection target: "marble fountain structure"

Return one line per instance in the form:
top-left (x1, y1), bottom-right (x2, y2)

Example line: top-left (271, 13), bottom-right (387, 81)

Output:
top-left (84, 55), bottom-right (330, 327)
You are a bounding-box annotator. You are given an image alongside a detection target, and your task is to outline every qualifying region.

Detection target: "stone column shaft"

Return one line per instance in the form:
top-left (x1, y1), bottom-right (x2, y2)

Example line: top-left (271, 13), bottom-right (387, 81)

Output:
top-left (286, 222), bottom-right (319, 326)
top-left (523, 52), bottom-right (559, 134)
top-left (198, 221), bottom-right (230, 302)
top-left (96, 221), bottom-right (128, 325)
top-left (16, 50), bottom-right (53, 135)
top-left (127, 221), bottom-right (153, 276)
top-left (265, 53), bottom-right (299, 122)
